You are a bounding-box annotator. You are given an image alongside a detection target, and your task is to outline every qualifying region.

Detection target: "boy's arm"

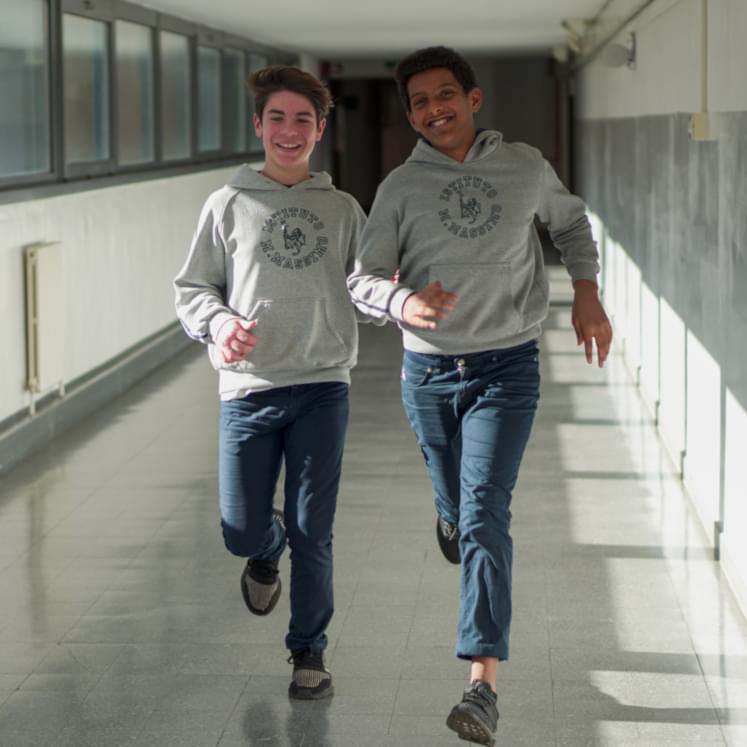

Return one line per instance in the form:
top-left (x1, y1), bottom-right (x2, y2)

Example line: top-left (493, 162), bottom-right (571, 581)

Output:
top-left (343, 198), bottom-right (386, 326)
top-left (347, 186), bottom-right (414, 323)
top-left (536, 160), bottom-right (599, 284)
top-left (173, 194), bottom-right (238, 344)
top-left (537, 160), bottom-right (612, 367)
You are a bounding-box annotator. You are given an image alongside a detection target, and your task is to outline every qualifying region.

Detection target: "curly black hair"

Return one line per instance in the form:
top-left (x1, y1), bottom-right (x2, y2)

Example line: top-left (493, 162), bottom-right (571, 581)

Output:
top-left (393, 46), bottom-right (478, 112)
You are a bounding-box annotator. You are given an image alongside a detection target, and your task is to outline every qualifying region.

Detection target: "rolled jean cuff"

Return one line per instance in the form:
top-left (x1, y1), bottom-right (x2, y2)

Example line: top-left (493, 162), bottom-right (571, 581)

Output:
top-left (456, 643), bottom-right (509, 662)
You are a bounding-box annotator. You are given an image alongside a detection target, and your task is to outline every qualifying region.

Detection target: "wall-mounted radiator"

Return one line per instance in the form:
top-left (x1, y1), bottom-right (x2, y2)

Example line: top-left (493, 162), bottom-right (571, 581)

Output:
top-left (24, 242), bottom-right (65, 412)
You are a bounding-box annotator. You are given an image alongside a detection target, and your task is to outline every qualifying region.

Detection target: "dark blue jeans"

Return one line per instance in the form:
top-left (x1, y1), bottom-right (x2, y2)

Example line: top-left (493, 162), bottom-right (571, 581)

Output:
top-left (401, 341), bottom-right (540, 661)
top-left (219, 382), bottom-right (349, 652)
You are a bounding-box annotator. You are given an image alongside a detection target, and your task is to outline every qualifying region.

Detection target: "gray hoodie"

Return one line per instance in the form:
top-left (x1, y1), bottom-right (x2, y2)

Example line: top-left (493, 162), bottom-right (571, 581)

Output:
top-left (174, 166), bottom-right (364, 398)
top-left (347, 130), bottom-right (600, 355)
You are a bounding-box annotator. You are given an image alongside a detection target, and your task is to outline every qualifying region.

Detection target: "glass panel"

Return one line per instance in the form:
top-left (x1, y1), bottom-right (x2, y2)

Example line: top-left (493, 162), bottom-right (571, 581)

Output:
top-left (197, 45), bottom-right (221, 152)
top-left (63, 13), bottom-right (111, 164)
top-left (160, 30), bottom-right (191, 160)
top-left (223, 48), bottom-right (246, 153)
top-left (248, 53), bottom-right (268, 151)
top-left (0, 0), bottom-right (50, 178)
top-left (115, 20), bottom-right (154, 165)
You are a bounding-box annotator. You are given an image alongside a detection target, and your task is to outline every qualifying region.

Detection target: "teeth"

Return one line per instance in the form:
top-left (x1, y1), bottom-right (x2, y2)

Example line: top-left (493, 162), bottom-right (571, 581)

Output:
top-left (277, 143), bottom-right (301, 150)
top-left (430, 117), bottom-right (449, 128)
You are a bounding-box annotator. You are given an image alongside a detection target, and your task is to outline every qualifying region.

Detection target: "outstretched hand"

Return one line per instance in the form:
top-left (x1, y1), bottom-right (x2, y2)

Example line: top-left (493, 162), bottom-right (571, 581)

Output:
top-left (572, 280), bottom-right (613, 367)
top-left (402, 281), bottom-right (458, 330)
top-left (216, 318), bottom-right (258, 364)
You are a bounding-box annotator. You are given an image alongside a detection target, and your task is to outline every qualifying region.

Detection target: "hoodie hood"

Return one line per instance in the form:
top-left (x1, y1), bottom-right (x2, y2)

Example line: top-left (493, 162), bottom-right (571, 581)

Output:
top-left (227, 165), bottom-right (334, 191)
top-left (406, 129), bottom-right (503, 166)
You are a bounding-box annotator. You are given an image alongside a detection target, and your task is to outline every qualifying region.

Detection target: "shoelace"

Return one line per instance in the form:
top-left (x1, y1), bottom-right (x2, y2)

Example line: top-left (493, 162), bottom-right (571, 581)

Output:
top-left (440, 517), bottom-right (459, 540)
top-left (288, 649), bottom-right (325, 671)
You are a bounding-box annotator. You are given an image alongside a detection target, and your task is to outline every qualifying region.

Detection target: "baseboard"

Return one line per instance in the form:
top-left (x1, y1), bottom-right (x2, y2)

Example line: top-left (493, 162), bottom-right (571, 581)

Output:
top-left (0, 323), bottom-right (192, 475)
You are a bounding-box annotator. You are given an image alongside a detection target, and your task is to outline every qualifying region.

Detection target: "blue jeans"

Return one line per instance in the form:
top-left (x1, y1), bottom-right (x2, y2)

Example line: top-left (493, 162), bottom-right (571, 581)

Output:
top-left (219, 382), bottom-right (349, 652)
top-left (401, 341), bottom-right (540, 661)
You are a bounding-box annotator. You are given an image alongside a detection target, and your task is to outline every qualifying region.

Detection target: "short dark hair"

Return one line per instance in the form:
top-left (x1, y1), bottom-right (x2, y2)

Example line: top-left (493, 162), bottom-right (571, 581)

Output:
top-left (394, 46), bottom-right (478, 111)
top-left (249, 65), bottom-right (334, 121)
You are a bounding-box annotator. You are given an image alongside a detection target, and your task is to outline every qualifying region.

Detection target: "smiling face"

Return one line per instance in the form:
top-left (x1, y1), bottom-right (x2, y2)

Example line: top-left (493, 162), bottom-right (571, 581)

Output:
top-left (253, 90), bottom-right (326, 185)
top-left (405, 67), bottom-right (482, 162)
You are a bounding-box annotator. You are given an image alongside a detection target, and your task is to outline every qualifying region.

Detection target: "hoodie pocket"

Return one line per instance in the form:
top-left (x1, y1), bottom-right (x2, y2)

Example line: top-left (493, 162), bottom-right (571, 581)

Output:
top-left (221, 296), bottom-right (350, 374)
top-left (429, 262), bottom-right (521, 343)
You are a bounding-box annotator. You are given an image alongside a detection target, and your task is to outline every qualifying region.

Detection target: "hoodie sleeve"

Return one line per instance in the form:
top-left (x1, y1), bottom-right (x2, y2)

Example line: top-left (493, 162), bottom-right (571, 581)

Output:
top-left (537, 159), bottom-right (600, 284)
top-left (347, 181), bottom-right (415, 323)
top-left (173, 191), bottom-right (237, 344)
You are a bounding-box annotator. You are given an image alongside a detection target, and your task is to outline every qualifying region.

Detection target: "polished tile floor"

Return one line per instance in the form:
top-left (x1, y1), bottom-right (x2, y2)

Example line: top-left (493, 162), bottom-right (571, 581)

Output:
top-left (1, 279), bottom-right (747, 746)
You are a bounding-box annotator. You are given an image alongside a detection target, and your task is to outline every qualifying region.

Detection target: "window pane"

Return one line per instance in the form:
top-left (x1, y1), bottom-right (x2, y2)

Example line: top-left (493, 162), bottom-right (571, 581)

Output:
top-left (248, 53), bottom-right (268, 151)
top-left (63, 13), bottom-right (111, 164)
top-left (197, 46), bottom-right (221, 152)
top-left (0, 0), bottom-right (50, 178)
top-left (223, 48), bottom-right (246, 153)
top-left (160, 31), bottom-right (191, 160)
top-left (115, 20), bottom-right (154, 165)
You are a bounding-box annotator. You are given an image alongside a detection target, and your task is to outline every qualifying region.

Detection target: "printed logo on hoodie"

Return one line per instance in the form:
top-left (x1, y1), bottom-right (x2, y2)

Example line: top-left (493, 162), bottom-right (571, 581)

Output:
top-left (259, 206), bottom-right (329, 270)
top-left (437, 175), bottom-right (503, 239)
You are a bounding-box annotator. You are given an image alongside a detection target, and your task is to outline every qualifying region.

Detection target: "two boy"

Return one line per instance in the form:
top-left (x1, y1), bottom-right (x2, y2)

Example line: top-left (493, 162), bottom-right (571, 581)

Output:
top-left (176, 47), bottom-right (611, 745)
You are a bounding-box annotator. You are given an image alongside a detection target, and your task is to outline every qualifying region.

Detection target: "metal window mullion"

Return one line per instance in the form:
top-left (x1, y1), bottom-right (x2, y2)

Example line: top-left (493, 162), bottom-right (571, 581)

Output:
top-left (50, 0), bottom-right (65, 179)
top-left (109, 17), bottom-right (117, 171)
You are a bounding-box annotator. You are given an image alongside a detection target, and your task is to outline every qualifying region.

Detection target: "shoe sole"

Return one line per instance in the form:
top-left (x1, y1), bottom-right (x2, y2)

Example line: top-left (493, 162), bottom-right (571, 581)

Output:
top-left (288, 681), bottom-right (334, 700)
top-left (436, 518), bottom-right (461, 564)
top-left (446, 707), bottom-right (495, 746)
top-left (241, 574), bottom-right (281, 616)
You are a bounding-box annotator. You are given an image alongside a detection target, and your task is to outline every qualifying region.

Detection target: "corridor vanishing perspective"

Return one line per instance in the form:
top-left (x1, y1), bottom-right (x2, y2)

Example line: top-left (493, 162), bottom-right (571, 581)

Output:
top-left (0, 271), bottom-right (745, 746)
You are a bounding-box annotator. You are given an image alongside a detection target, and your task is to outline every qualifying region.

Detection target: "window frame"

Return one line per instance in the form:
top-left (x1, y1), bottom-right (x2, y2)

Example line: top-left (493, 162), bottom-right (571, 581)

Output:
top-left (60, 0), bottom-right (115, 178)
top-left (112, 1), bottom-right (158, 172)
top-left (195, 28), bottom-right (224, 160)
top-left (0, 0), bottom-right (294, 200)
top-left (0, 0), bottom-right (56, 190)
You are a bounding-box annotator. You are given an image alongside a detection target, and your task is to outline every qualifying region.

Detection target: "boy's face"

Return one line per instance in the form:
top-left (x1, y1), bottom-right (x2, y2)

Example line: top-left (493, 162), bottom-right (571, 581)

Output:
top-left (254, 90), bottom-right (326, 180)
top-left (405, 67), bottom-right (482, 161)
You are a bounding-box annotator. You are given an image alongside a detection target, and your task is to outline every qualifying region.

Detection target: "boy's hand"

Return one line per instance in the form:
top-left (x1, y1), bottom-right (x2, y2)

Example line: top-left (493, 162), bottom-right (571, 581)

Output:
top-left (402, 281), bottom-right (458, 330)
top-left (216, 318), bottom-right (258, 363)
top-left (572, 280), bottom-right (613, 367)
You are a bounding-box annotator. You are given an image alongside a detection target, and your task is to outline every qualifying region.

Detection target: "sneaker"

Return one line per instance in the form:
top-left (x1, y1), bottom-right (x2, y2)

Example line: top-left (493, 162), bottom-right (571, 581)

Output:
top-left (240, 508), bottom-right (284, 616)
top-left (436, 515), bottom-right (461, 564)
top-left (446, 680), bottom-right (499, 746)
top-left (288, 648), bottom-right (333, 700)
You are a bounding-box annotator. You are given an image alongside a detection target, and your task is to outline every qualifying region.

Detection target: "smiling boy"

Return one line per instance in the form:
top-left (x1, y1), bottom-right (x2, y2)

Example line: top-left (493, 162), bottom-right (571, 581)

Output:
top-left (348, 46), bottom-right (612, 744)
top-left (175, 66), bottom-right (366, 700)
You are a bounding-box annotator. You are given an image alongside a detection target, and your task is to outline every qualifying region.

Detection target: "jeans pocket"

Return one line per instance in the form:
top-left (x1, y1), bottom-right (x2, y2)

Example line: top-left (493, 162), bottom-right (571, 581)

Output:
top-left (401, 358), bottom-right (433, 387)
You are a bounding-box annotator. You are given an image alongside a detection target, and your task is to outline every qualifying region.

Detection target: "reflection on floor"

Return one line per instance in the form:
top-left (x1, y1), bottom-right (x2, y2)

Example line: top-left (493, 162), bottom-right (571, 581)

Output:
top-left (1, 286), bottom-right (746, 746)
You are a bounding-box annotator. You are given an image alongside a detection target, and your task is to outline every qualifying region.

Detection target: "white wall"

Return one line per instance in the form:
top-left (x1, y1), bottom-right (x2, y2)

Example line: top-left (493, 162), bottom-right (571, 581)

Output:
top-left (0, 166), bottom-right (240, 423)
top-left (577, 0), bottom-right (747, 612)
top-left (578, 0), bottom-right (747, 120)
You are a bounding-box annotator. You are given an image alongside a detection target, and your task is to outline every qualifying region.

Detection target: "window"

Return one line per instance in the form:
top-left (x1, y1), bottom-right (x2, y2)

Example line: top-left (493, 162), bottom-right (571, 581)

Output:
top-left (115, 19), bottom-right (154, 165)
top-left (63, 13), bottom-right (111, 165)
top-left (197, 45), bottom-right (221, 153)
top-left (248, 53), bottom-right (268, 152)
top-left (223, 48), bottom-right (246, 154)
top-left (159, 30), bottom-right (191, 160)
top-left (0, 0), bottom-right (51, 180)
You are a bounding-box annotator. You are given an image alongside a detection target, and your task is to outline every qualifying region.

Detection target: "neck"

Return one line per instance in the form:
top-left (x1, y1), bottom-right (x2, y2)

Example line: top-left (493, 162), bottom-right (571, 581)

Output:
top-left (439, 129), bottom-right (478, 163)
top-left (261, 163), bottom-right (311, 187)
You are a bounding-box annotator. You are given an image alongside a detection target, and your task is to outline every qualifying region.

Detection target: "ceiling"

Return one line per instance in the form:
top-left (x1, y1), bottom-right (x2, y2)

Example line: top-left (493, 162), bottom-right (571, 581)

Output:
top-left (137, 0), bottom-right (607, 57)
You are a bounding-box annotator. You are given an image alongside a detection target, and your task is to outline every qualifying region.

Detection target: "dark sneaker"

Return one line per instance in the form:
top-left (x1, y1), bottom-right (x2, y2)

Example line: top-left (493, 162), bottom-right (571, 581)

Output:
top-left (446, 680), bottom-right (499, 746)
top-left (240, 508), bottom-right (284, 616)
top-left (288, 648), bottom-right (333, 700)
top-left (436, 515), bottom-right (461, 564)
top-left (241, 557), bottom-right (281, 615)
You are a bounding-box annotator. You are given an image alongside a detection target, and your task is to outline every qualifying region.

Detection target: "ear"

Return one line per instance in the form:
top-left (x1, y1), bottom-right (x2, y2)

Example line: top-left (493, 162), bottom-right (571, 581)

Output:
top-left (316, 117), bottom-right (327, 142)
top-left (406, 110), bottom-right (417, 131)
top-left (253, 112), bottom-right (262, 137)
top-left (469, 87), bottom-right (483, 114)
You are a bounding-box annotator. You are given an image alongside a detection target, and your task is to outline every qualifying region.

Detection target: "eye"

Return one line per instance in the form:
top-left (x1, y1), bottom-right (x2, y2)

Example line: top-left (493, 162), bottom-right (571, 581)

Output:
top-left (411, 98), bottom-right (426, 110)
